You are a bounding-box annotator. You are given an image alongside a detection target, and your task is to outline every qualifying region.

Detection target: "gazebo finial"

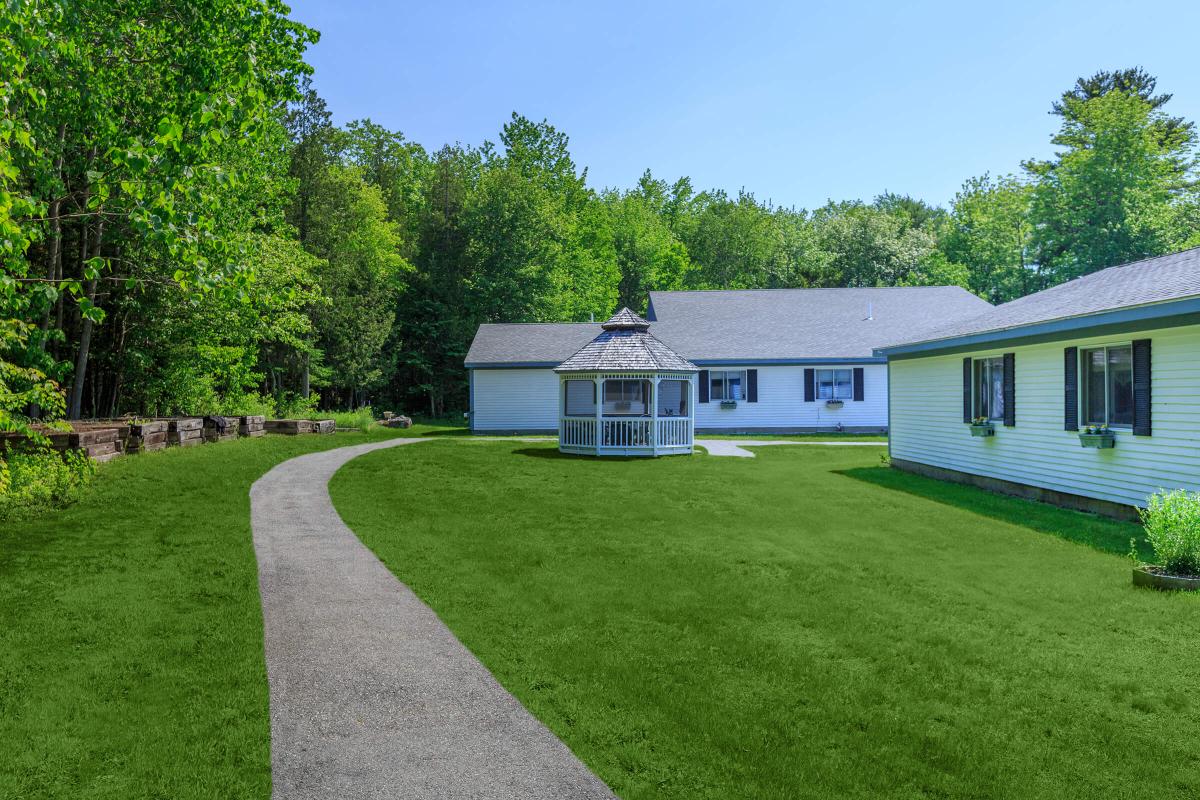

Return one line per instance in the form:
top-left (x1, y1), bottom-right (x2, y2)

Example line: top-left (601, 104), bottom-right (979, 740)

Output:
top-left (600, 307), bottom-right (651, 331)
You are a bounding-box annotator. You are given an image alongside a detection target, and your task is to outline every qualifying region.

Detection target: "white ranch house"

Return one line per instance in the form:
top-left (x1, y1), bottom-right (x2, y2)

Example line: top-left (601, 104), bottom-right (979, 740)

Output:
top-left (877, 247), bottom-right (1200, 519)
top-left (466, 286), bottom-right (991, 436)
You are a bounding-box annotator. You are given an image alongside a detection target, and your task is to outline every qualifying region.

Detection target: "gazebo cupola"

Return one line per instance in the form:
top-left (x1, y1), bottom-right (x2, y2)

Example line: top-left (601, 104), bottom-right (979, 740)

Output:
top-left (554, 308), bottom-right (698, 456)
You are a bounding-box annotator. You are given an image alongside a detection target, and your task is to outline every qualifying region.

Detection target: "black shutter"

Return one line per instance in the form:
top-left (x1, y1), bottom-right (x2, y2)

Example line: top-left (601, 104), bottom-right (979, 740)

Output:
top-left (698, 370), bottom-right (709, 403)
top-left (1064, 347), bottom-right (1078, 431)
top-left (962, 357), bottom-right (972, 423)
top-left (747, 369), bottom-right (758, 402)
top-left (852, 367), bottom-right (864, 401)
top-left (1133, 339), bottom-right (1152, 436)
top-left (1002, 353), bottom-right (1015, 427)
top-left (804, 368), bottom-right (815, 402)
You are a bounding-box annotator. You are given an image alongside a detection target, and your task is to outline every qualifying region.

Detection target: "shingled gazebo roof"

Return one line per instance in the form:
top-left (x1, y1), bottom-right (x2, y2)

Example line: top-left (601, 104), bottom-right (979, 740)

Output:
top-left (554, 308), bottom-right (697, 373)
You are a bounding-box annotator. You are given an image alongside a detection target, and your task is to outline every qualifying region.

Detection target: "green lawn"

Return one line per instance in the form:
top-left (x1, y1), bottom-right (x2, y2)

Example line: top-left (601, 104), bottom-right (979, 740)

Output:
top-left (0, 429), bottom-right (410, 800)
top-left (331, 441), bottom-right (1200, 800)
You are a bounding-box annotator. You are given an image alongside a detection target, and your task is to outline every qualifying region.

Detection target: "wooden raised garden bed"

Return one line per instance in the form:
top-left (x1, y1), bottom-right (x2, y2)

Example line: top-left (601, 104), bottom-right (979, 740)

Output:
top-left (79, 419), bottom-right (169, 453)
top-left (0, 426), bottom-right (124, 463)
top-left (160, 417), bottom-right (203, 447)
top-left (239, 415), bottom-right (266, 438)
top-left (264, 418), bottom-right (337, 435)
top-left (264, 419), bottom-right (317, 435)
top-left (203, 415), bottom-right (240, 443)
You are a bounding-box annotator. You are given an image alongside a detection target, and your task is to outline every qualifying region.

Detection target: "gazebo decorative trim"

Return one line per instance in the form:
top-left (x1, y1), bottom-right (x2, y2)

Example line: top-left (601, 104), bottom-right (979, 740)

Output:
top-left (554, 308), bottom-right (698, 457)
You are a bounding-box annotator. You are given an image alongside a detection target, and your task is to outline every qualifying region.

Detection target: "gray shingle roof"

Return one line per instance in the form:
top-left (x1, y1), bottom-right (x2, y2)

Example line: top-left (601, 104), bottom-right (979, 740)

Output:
top-left (464, 323), bottom-right (601, 367)
top-left (881, 246), bottom-right (1200, 351)
top-left (646, 286), bottom-right (992, 361)
top-left (555, 308), bottom-right (697, 372)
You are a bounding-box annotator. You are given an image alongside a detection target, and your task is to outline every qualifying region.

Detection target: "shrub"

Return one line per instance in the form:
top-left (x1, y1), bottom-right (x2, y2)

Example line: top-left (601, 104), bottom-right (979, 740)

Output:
top-left (0, 449), bottom-right (97, 520)
top-left (1140, 489), bottom-right (1200, 576)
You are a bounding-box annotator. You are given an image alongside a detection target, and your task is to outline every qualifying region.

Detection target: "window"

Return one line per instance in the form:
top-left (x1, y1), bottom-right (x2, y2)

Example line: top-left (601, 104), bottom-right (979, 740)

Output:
top-left (973, 357), bottom-right (1004, 421)
top-left (1081, 345), bottom-right (1133, 427)
top-left (710, 371), bottom-right (745, 401)
top-left (657, 379), bottom-right (689, 417)
top-left (603, 379), bottom-right (649, 416)
top-left (564, 380), bottom-right (595, 416)
top-left (816, 369), bottom-right (853, 400)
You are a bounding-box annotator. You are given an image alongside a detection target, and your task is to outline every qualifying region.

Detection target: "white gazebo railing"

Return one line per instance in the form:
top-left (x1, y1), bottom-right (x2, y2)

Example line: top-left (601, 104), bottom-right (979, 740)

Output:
top-left (558, 371), bottom-right (695, 457)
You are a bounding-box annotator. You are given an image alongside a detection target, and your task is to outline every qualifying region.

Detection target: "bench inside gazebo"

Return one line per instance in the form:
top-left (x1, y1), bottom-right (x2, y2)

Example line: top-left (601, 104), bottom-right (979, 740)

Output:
top-left (554, 308), bottom-right (698, 457)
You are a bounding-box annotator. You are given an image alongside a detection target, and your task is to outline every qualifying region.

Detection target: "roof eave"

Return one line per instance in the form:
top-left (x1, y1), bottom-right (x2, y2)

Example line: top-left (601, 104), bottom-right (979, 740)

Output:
top-left (465, 361), bottom-right (563, 369)
top-left (875, 296), bottom-right (1200, 359)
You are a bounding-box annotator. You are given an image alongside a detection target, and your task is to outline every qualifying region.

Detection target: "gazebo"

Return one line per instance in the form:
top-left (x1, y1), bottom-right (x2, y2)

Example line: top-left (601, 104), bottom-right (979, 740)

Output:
top-left (555, 308), bottom-right (698, 457)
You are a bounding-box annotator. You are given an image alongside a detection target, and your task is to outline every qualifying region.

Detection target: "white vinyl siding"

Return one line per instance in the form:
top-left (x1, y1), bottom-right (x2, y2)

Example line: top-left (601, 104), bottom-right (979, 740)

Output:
top-left (471, 368), bottom-right (560, 431)
top-left (695, 364), bottom-right (888, 430)
top-left (889, 323), bottom-right (1200, 508)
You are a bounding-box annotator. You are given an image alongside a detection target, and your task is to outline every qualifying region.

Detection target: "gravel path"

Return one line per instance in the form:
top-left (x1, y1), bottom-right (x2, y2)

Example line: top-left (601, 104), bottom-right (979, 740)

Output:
top-left (250, 437), bottom-right (614, 800)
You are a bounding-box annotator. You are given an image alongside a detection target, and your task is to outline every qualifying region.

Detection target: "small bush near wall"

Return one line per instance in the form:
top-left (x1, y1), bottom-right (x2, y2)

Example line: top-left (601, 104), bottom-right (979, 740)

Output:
top-left (0, 449), bottom-right (97, 520)
top-left (1140, 490), bottom-right (1200, 576)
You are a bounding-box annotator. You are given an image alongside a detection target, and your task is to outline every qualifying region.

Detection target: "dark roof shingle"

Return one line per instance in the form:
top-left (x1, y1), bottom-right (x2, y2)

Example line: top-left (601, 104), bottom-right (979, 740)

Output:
top-left (882, 247), bottom-right (1200, 350)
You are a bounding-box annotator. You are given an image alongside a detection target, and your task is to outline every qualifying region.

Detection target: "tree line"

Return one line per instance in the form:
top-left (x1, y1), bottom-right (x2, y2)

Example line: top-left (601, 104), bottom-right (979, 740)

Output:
top-left (2, 0), bottom-right (1198, 432)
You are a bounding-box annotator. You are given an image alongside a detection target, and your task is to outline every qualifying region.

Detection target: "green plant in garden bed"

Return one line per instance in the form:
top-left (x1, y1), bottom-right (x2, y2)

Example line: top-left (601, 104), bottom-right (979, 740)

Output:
top-left (1138, 489), bottom-right (1200, 577)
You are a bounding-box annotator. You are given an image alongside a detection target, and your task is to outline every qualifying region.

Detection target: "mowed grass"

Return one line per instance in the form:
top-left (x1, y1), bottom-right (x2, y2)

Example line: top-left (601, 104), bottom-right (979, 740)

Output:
top-left (331, 441), bottom-right (1200, 800)
top-left (0, 429), bottom-right (410, 800)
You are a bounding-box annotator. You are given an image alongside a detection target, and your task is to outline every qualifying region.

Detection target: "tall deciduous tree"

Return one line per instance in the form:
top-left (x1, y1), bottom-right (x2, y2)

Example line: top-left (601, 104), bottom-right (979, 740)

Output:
top-left (941, 174), bottom-right (1035, 302)
top-left (305, 166), bottom-right (408, 407)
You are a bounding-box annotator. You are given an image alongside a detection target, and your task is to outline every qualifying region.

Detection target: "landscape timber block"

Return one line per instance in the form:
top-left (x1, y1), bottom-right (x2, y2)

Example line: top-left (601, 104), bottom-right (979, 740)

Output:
top-left (156, 417), bottom-right (203, 447)
top-left (314, 419), bottom-right (335, 434)
top-left (0, 426), bottom-right (125, 462)
top-left (238, 415), bottom-right (266, 437)
top-left (264, 419), bottom-right (318, 435)
top-left (202, 416), bottom-right (240, 443)
top-left (88, 419), bottom-right (170, 454)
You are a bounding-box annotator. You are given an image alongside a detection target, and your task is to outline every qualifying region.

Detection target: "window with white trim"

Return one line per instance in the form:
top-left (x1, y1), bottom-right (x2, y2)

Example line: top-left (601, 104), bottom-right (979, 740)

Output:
top-left (816, 369), bottom-right (852, 400)
top-left (709, 371), bottom-right (745, 401)
top-left (973, 357), bottom-right (1004, 421)
top-left (1081, 344), bottom-right (1133, 427)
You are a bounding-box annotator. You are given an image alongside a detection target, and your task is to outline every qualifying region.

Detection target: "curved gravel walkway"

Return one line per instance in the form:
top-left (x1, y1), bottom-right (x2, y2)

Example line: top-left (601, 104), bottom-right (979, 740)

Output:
top-left (250, 437), bottom-right (614, 800)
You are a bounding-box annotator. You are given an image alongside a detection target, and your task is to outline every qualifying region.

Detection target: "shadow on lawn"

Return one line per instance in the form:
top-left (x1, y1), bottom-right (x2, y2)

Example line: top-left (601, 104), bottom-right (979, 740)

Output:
top-left (838, 466), bottom-right (1149, 559)
top-left (512, 447), bottom-right (646, 462)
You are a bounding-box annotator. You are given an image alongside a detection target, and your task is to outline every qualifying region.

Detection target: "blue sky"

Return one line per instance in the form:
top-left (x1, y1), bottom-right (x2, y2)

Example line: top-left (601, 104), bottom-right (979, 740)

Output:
top-left (288, 0), bottom-right (1200, 210)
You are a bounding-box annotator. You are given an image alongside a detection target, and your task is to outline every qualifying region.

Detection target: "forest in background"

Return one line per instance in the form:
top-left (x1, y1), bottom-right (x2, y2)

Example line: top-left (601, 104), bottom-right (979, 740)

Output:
top-left (3, 0), bottom-right (1199, 430)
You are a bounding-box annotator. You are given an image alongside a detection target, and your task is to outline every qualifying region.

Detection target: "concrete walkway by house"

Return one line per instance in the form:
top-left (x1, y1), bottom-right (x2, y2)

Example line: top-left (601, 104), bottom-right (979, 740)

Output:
top-left (696, 439), bottom-right (889, 458)
top-left (250, 438), bottom-right (615, 800)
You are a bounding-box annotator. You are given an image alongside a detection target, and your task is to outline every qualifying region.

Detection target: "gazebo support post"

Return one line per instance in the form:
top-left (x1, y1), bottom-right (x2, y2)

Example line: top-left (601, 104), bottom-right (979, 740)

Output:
top-left (594, 376), bottom-right (602, 452)
top-left (651, 376), bottom-right (660, 456)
